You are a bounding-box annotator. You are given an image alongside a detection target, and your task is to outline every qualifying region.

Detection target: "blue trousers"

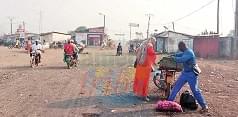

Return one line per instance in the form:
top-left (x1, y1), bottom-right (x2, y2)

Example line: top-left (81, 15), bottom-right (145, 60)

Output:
top-left (168, 72), bottom-right (207, 108)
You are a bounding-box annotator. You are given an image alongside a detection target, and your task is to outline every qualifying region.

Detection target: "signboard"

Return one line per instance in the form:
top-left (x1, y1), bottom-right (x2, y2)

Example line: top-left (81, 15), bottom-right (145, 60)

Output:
top-left (16, 28), bottom-right (25, 38)
top-left (129, 23), bottom-right (139, 27)
top-left (88, 27), bottom-right (104, 33)
top-left (88, 34), bottom-right (101, 38)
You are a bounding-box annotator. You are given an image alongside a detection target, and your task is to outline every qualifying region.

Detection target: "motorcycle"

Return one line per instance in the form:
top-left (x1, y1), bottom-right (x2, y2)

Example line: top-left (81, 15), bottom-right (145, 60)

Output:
top-left (30, 51), bottom-right (40, 68)
top-left (116, 50), bottom-right (122, 56)
top-left (153, 68), bottom-right (176, 98)
top-left (128, 45), bottom-right (136, 54)
top-left (65, 54), bottom-right (77, 69)
top-left (128, 48), bottom-right (136, 54)
top-left (152, 57), bottom-right (183, 98)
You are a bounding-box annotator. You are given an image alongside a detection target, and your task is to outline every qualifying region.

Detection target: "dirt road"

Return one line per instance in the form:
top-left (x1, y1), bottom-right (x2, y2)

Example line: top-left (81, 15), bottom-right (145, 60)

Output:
top-left (0, 46), bottom-right (238, 117)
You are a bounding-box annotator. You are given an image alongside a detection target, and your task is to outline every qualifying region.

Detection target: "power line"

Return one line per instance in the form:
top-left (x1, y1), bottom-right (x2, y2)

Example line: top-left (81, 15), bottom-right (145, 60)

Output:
top-left (174, 0), bottom-right (216, 22)
top-left (174, 23), bottom-right (202, 32)
top-left (156, 0), bottom-right (216, 27)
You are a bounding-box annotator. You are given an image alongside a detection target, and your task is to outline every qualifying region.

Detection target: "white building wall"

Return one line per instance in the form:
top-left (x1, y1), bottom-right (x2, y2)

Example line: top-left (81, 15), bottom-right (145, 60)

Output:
top-left (167, 33), bottom-right (193, 53)
top-left (52, 33), bottom-right (71, 42)
top-left (41, 34), bottom-right (53, 43)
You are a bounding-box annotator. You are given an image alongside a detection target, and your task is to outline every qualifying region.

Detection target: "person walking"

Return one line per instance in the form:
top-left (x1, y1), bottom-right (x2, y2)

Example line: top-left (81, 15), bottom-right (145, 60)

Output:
top-left (168, 41), bottom-right (208, 113)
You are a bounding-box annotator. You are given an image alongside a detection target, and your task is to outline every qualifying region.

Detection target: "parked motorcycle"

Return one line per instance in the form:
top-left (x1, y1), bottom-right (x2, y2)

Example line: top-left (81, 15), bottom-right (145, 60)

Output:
top-left (116, 50), bottom-right (122, 56)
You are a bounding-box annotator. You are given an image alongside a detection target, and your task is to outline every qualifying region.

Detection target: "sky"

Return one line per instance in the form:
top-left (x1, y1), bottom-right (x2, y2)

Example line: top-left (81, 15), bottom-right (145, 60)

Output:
top-left (0, 0), bottom-right (235, 39)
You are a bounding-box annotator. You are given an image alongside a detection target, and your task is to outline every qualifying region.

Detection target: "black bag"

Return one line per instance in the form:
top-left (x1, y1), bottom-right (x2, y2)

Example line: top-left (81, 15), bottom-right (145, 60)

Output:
top-left (180, 90), bottom-right (198, 110)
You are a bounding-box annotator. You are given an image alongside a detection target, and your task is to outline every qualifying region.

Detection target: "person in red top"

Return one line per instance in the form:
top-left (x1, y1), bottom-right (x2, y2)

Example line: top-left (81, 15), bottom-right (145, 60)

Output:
top-left (63, 40), bottom-right (74, 62)
top-left (64, 40), bottom-right (74, 55)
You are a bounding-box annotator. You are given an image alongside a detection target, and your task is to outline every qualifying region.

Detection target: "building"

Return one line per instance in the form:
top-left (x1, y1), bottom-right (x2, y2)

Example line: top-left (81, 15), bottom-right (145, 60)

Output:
top-left (155, 31), bottom-right (193, 53)
top-left (40, 32), bottom-right (71, 44)
top-left (193, 35), bottom-right (220, 58)
top-left (75, 33), bottom-right (87, 45)
top-left (74, 27), bottom-right (105, 46)
top-left (27, 33), bottom-right (40, 41)
top-left (219, 37), bottom-right (233, 58)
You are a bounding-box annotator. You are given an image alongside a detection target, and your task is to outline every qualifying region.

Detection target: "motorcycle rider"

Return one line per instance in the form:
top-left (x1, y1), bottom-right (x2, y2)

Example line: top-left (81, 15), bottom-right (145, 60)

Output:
top-left (129, 44), bottom-right (135, 53)
top-left (31, 40), bottom-right (43, 63)
top-left (70, 40), bottom-right (79, 60)
top-left (63, 40), bottom-right (74, 62)
top-left (116, 42), bottom-right (122, 55)
top-left (15, 39), bottom-right (20, 48)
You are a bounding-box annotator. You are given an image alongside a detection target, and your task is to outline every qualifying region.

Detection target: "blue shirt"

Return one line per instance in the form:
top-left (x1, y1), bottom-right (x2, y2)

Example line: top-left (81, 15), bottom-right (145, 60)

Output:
top-left (175, 48), bottom-right (196, 72)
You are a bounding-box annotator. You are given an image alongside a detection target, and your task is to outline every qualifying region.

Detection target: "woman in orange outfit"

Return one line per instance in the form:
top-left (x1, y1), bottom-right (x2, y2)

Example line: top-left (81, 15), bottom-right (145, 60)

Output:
top-left (133, 38), bottom-right (156, 101)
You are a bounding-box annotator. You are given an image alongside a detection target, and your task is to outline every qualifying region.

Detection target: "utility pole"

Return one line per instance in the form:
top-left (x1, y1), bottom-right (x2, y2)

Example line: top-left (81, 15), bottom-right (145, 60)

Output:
top-left (129, 25), bottom-right (132, 40)
top-left (39, 10), bottom-right (43, 41)
top-left (99, 12), bottom-right (106, 43)
top-left (217, 0), bottom-right (220, 34)
top-left (23, 21), bottom-right (25, 31)
top-left (172, 22), bottom-right (175, 31)
top-left (233, 0), bottom-right (238, 59)
top-left (99, 13), bottom-right (106, 31)
top-left (8, 17), bottom-right (14, 35)
top-left (39, 11), bottom-right (42, 35)
top-left (103, 15), bottom-right (106, 30)
top-left (146, 14), bottom-right (153, 40)
top-left (235, 0), bottom-right (238, 36)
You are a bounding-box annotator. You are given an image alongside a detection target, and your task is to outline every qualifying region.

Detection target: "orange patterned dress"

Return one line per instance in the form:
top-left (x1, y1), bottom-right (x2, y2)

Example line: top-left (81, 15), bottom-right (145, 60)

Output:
top-left (133, 44), bottom-right (156, 97)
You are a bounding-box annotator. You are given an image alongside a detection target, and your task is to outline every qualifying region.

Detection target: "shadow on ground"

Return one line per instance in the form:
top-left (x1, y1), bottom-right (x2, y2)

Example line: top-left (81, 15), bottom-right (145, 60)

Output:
top-left (47, 92), bottom-right (179, 116)
top-left (0, 65), bottom-right (31, 70)
top-left (11, 50), bottom-right (27, 54)
top-left (1, 65), bottom-right (66, 71)
top-left (48, 92), bottom-right (161, 109)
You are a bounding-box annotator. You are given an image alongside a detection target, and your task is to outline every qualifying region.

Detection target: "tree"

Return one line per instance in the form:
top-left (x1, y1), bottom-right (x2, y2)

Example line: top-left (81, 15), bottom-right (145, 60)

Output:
top-left (75, 26), bottom-right (88, 32)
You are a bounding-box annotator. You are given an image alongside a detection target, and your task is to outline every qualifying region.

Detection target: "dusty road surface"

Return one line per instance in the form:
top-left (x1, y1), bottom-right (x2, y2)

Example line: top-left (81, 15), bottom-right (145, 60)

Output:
top-left (0, 46), bottom-right (238, 117)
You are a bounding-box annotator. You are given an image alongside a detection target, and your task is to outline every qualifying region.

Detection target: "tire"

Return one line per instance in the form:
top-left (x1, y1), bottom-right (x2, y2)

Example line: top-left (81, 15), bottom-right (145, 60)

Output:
top-left (67, 63), bottom-right (70, 69)
top-left (153, 75), bottom-right (160, 88)
top-left (31, 57), bottom-right (35, 68)
top-left (66, 56), bottom-right (72, 69)
top-left (153, 71), bottom-right (164, 89)
top-left (35, 56), bottom-right (39, 66)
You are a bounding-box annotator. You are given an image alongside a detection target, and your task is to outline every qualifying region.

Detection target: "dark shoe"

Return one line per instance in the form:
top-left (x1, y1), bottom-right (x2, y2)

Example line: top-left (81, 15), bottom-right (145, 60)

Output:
top-left (200, 106), bottom-right (209, 113)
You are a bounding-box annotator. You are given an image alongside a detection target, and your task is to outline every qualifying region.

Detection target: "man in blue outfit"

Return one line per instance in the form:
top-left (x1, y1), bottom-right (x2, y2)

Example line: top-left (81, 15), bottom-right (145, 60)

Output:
top-left (168, 41), bottom-right (208, 113)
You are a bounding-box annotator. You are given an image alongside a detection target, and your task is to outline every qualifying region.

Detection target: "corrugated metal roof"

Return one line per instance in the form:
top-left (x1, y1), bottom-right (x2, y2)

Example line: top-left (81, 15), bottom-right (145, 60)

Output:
top-left (40, 32), bottom-right (70, 36)
top-left (155, 31), bottom-right (192, 38)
